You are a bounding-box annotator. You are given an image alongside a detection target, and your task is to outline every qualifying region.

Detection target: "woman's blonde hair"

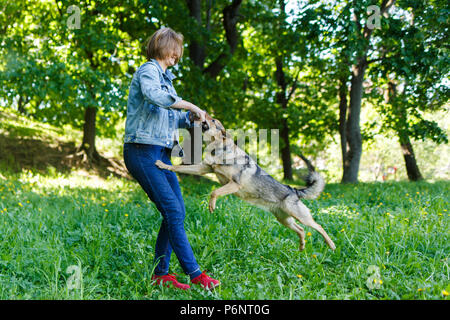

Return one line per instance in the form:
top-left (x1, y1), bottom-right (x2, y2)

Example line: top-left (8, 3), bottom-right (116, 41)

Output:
top-left (146, 27), bottom-right (184, 64)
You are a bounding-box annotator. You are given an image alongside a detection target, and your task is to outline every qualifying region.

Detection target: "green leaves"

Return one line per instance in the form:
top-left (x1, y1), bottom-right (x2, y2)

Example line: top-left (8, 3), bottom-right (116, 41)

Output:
top-left (365, 0), bottom-right (449, 155)
top-left (0, 0), bottom-right (147, 137)
top-left (410, 119), bottom-right (448, 144)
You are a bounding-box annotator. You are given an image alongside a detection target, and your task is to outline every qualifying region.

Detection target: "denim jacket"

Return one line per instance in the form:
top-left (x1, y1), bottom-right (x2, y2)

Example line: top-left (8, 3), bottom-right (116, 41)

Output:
top-left (124, 59), bottom-right (194, 156)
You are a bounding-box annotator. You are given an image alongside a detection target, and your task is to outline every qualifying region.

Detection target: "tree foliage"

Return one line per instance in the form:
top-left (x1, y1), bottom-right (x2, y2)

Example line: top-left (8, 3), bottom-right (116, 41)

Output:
top-left (0, 0), bottom-right (447, 181)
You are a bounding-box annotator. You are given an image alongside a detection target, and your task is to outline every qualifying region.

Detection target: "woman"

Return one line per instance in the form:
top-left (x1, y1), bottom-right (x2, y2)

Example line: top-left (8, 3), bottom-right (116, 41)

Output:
top-left (123, 27), bottom-right (220, 290)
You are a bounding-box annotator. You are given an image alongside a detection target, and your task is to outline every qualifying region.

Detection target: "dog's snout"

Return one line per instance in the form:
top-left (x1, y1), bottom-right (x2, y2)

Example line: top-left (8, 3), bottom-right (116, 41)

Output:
top-left (202, 121), bottom-right (209, 132)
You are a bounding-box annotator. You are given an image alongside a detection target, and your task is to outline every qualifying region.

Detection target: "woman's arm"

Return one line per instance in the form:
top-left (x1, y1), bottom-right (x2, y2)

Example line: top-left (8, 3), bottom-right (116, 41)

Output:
top-left (139, 63), bottom-right (182, 108)
top-left (171, 100), bottom-right (206, 122)
top-left (139, 63), bottom-right (206, 122)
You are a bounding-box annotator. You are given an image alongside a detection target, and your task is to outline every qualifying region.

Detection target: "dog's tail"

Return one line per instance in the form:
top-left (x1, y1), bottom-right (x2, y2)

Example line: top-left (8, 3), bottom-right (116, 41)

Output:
top-left (293, 154), bottom-right (325, 200)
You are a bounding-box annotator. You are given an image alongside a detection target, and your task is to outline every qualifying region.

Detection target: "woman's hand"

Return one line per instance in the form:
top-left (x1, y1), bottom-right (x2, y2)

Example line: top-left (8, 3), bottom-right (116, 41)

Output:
top-left (172, 100), bottom-right (206, 122)
top-left (190, 106), bottom-right (206, 122)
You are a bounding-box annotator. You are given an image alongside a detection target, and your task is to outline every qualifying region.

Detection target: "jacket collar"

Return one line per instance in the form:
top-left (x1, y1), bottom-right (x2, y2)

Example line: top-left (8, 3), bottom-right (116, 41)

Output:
top-left (151, 58), bottom-right (176, 81)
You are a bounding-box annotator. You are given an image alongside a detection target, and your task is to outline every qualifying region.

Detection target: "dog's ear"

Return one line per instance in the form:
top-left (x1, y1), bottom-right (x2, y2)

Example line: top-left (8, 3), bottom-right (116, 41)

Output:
top-left (213, 118), bottom-right (226, 136)
top-left (205, 112), bottom-right (213, 121)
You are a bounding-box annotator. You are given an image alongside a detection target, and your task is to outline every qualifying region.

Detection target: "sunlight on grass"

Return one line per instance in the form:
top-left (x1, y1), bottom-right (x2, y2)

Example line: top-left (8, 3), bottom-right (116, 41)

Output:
top-left (0, 168), bottom-right (448, 300)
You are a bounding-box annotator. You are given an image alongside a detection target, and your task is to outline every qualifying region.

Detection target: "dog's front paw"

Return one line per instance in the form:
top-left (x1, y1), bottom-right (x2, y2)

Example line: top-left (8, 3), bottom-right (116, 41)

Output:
top-left (299, 242), bottom-right (305, 251)
top-left (209, 197), bottom-right (217, 213)
top-left (155, 160), bottom-right (170, 170)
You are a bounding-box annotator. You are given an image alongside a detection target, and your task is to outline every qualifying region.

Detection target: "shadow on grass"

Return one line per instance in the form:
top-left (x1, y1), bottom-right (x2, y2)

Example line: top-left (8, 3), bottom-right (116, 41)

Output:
top-left (0, 131), bottom-right (131, 180)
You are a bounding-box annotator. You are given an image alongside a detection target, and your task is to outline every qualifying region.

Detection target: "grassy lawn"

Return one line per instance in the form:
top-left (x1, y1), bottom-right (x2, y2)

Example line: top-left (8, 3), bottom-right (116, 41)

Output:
top-left (0, 169), bottom-right (448, 300)
top-left (0, 107), bottom-right (448, 299)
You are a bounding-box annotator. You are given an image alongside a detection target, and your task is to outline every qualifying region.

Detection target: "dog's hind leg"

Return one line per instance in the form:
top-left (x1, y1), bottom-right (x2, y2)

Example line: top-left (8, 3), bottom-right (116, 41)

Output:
top-left (275, 216), bottom-right (306, 251)
top-left (287, 202), bottom-right (336, 251)
top-left (209, 180), bottom-right (241, 213)
top-left (155, 160), bottom-right (213, 176)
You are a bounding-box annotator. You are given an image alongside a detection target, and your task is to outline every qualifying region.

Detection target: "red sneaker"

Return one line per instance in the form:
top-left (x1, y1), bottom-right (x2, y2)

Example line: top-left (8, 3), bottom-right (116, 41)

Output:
top-left (191, 271), bottom-right (220, 290)
top-left (152, 273), bottom-right (190, 290)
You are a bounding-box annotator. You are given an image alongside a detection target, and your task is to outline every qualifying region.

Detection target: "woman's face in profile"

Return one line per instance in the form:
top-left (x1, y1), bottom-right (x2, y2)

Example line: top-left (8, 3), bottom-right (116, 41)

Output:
top-left (164, 50), bottom-right (181, 67)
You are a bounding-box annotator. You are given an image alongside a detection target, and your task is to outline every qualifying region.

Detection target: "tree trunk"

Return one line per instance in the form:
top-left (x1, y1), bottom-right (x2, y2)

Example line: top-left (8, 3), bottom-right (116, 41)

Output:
top-left (399, 137), bottom-right (423, 181)
top-left (183, 0), bottom-right (243, 165)
top-left (341, 61), bottom-right (366, 183)
top-left (387, 81), bottom-right (424, 181)
top-left (340, 0), bottom-right (396, 184)
top-left (280, 118), bottom-right (293, 180)
top-left (17, 95), bottom-right (30, 114)
top-left (203, 0), bottom-right (242, 78)
top-left (275, 56), bottom-right (293, 181)
top-left (17, 96), bottom-right (25, 114)
top-left (80, 107), bottom-right (100, 161)
top-left (338, 77), bottom-right (348, 174)
top-left (184, 0), bottom-right (205, 165)
top-left (186, 0), bottom-right (206, 68)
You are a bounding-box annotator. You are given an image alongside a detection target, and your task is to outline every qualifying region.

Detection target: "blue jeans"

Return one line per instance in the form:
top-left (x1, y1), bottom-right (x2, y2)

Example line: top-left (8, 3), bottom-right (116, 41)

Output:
top-left (123, 143), bottom-right (202, 279)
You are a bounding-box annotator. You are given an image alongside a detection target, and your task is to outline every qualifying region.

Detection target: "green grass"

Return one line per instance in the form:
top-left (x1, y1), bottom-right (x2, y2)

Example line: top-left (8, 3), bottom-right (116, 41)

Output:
top-left (0, 169), bottom-right (448, 300)
top-left (0, 106), bottom-right (448, 299)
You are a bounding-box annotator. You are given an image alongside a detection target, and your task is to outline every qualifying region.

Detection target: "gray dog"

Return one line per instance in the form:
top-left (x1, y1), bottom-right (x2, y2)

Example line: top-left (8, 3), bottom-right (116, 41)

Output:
top-left (155, 113), bottom-right (336, 251)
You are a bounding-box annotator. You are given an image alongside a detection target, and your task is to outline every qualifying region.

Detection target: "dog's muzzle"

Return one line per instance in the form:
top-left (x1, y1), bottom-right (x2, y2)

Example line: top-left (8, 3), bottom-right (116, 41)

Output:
top-left (202, 121), bottom-right (209, 132)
